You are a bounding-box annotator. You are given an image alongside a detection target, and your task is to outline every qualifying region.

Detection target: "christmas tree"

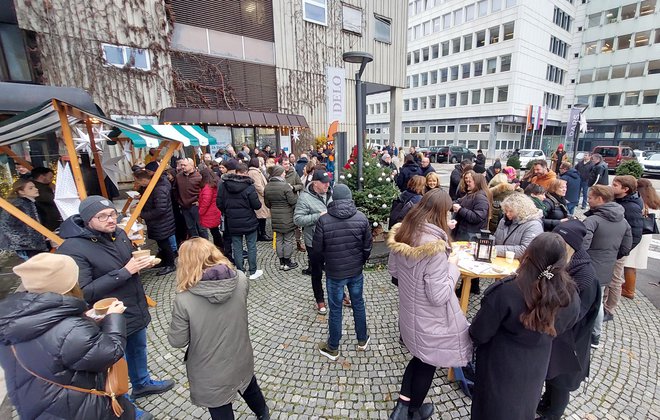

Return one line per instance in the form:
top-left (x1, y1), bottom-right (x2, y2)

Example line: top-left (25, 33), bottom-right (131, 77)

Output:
top-left (337, 152), bottom-right (399, 228)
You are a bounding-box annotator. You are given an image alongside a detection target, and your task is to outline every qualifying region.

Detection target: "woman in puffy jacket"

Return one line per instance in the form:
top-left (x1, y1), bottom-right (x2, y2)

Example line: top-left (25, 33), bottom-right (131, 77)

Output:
top-left (199, 169), bottom-right (223, 249)
top-left (452, 170), bottom-right (492, 241)
top-left (0, 253), bottom-right (145, 420)
top-left (542, 179), bottom-right (570, 231)
top-left (0, 179), bottom-right (48, 260)
top-left (388, 176), bottom-right (426, 228)
top-left (387, 189), bottom-right (471, 420)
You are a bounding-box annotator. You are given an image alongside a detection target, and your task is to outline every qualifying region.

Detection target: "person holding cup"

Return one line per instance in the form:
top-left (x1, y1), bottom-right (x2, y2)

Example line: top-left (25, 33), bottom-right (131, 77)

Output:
top-left (57, 196), bottom-right (174, 402)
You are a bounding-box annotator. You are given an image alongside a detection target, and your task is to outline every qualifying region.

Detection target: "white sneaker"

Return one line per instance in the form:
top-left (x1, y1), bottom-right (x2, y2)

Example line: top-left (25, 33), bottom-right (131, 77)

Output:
top-left (249, 270), bottom-right (263, 280)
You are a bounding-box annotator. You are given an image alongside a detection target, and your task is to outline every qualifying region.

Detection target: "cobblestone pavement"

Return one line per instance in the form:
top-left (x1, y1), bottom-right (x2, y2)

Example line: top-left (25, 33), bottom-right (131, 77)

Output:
top-left (127, 242), bottom-right (658, 420)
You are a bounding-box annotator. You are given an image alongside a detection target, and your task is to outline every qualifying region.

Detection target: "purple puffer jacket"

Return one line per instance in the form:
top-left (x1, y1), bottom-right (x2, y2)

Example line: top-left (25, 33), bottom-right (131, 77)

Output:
top-left (387, 223), bottom-right (472, 367)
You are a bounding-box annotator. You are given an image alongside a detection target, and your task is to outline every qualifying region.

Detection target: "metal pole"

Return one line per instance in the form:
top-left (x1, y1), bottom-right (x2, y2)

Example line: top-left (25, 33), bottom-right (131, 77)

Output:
top-left (356, 71), bottom-right (364, 190)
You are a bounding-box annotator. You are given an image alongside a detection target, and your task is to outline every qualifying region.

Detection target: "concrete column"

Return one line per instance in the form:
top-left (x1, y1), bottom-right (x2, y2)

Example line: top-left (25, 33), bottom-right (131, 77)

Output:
top-left (488, 117), bottom-right (498, 160)
top-left (389, 87), bottom-right (403, 148)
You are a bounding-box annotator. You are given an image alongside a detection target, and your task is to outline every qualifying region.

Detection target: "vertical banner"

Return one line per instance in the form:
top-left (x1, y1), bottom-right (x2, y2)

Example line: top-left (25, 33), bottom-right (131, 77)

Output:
top-left (564, 107), bottom-right (582, 144)
top-left (541, 106), bottom-right (549, 132)
top-left (526, 105), bottom-right (533, 131)
top-left (535, 106), bottom-right (542, 131)
top-left (326, 67), bottom-right (346, 124)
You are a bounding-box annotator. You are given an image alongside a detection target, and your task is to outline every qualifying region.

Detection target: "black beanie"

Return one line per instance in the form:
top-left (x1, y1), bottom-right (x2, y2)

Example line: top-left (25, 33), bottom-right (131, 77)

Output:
top-left (553, 219), bottom-right (587, 251)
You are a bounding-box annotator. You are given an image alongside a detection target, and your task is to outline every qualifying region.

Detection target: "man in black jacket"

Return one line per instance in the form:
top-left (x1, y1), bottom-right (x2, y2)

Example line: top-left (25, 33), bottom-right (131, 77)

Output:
top-left (217, 162), bottom-right (264, 280)
top-left (57, 196), bottom-right (174, 400)
top-left (575, 152), bottom-right (593, 209)
top-left (605, 175), bottom-right (644, 322)
top-left (313, 184), bottom-right (372, 360)
top-left (30, 167), bottom-right (62, 231)
top-left (420, 157), bottom-right (436, 176)
top-left (588, 153), bottom-right (609, 186)
top-left (449, 159), bottom-right (472, 200)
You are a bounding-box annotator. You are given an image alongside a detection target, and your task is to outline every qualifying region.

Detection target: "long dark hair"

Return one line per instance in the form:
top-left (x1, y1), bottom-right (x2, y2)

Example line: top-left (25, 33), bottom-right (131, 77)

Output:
top-left (515, 233), bottom-right (576, 336)
top-left (200, 168), bottom-right (218, 189)
top-left (638, 178), bottom-right (660, 210)
top-left (463, 170), bottom-right (493, 221)
top-left (395, 189), bottom-right (453, 246)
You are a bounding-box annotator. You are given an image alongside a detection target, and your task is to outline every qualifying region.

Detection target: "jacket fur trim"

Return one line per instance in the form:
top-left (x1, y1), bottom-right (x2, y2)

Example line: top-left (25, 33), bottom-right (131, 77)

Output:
top-left (387, 223), bottom-right (448, 259)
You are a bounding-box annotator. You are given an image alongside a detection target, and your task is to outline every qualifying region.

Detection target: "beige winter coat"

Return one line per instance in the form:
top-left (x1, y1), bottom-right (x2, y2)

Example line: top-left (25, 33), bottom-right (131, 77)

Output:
top-left (248, 167), bottom-right (271, 219)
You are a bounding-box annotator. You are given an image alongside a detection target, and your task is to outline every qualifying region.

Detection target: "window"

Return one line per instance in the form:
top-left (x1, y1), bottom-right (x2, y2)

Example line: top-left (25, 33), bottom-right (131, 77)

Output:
top-left (383, 103), bottom-right (388, 113)
top-left (484, 88), bottom-right (494, 103)
top-left (413, 50), bottom-right (420, 63)
top-left (464, 34), bottom-right (473, 50)
top-left (431, 44), bottom-right (439, 59)
top-left (621, 3), bottom-right (637, 20)
top-left (469, 124), bottom-right (479, 132)
top-left (432, 17), bottom-right (442, 33)
top-left (438, 94), bottom-right (447, 107)
top-left (453, 9), bottom-right (464, 26)
top-left (466, 4), bottom-right (475, 21)
top-left (492, 0), bottom-right (502, 11)
top-left (601, 38), bottom-right (614, 53)
top-left (649, 60), bottom-right (660, 75)
top-left (608, 93), bottom-right (621, 106)
top-left (429, 95), bottom-right (437, 108)
top-left (405, 76), bottom-right (410, 88)
top-left (422, 47), bottom-right (429, 61)
top-left (478, 1), bottom-right (488, 17)
top-left (611, 64), bottom-right (627, 78)
top-left (441, 41), bottom-right (449, 56)
top-left (430, 70), bottom-right (438, 84)
top-left (452, 37), bottom-right (461, 53)
top-left (414, 25), bottom-right (421, 39)
top-left (643, 90), bottom-right (658, 104)
top-left (438, 126), bottom-right (446, 133)
top-left (588, 13), bottom-right (601, 28)
top-left (605, 8), bottom-right (619, 23)
top-left (460, 91), bottom-right (469, 105)
top-left (404, 99), bottom-right (410, 111)
top-left (0, 24), bottom-right (33, 82)
top-left (439, 67), bottom-right (448, 82)
top-left (474, 60), bottom-right (483, 76)
top-left (553, 7), bottom-right (572, 31)
top-left (497, 86), bottom-right (508, 102)
top-left (489, 26), bottom-right (500, 44)
top-left (462, 63), bottom-right (471, 79)
top-left (411, 74), bottom-right (419, 87)
top-left (544, 92), bottom-right (563, 109)
top-left (503, 22), bottom-right (514, 41)
top-left (411, 98), bottom-right (418, 110)
top-left (442, 13), bottom-right (451, 29)
top-left (421, 72), bottom-right (428, 85)
top-left (546, 64), bottom-right (564, 84)
top-left (635, 31), bottom-right (651, 47)
top-left (447, 125), bottom-right (455, 132)
top-left (474, 31), bottom-right (487, 49)
top-left (471, 89), bottom-right (481, 104)
top-left (342, 5), bottom-right (362, 34)
top-left (624, 91), bottom-right (640, 105)
top-left (303, 0), bottom-right (327, 25)
top-left (450, 65), bottom-right (459, 80)
top-left (656, 28), bottom-right (660, 44)
top-left (579, 69), bottom-right (593, 83)
top-left (584, 41), bottom-right (597, 55)
top-left (641, 0), bottom-right (656, 16)
top-left (102, 44), bottom-right (150, 70)
top-left (406, 52), bottom-right (411, 66)
top-left (420, 97), bottom-right (427, 109)
top-left (459, 124), bottom-right (468, 132)
top-left (629, 62), bottom-right (645, 77)
top-left (549, 36), bottom-right (568, 58)
top-left (500, 54), bottom-right (511, 72)
top-left (481, 124), bottom-right (491, 132)
top-left (595, 67), bottom-right (609, 81)
top-left (374, 14), bottom-right (392, 43)
top-left (423, 21), bottom-right (431, 36)
top-left (593, 95), bottom-right (605, 107)
top-left (486, 57), bottom-right (497, 74)
top-left (618, 34), bottom-right (632, 49)
top-left (449, 93), bottom-right (457, 107)
top-left (369, 104), bottom-right (374, 114)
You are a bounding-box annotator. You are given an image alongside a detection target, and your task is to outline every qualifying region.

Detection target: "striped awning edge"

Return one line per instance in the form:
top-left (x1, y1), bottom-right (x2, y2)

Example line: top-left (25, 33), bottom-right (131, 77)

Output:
top-left (120, 125), bottom-right (216, 148)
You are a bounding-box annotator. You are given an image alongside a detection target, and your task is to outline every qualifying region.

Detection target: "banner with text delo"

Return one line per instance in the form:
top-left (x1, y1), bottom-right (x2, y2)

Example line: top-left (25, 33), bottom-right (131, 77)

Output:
top-left (326, 66), bottom-right (346, 124)
top-left (564, 107), bottom-right (582, 144)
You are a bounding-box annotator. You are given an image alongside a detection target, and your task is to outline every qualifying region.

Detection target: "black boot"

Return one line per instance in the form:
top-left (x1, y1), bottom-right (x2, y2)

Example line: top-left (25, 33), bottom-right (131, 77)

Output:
top-left (537, 390), bottom-right (550, 416)
top-left (389, 401), bottom-right (409, 420)
top-left (285, 258), bottom-right (299, 270)
top-left (279, 258), bottom-right (285, 270)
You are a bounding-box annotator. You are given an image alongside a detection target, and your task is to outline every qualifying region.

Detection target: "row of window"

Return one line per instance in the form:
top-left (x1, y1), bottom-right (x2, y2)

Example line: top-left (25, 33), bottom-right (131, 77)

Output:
top-left (580, 91), bottom-right (659, 108)
top-left (401, 139), bottom-right (515, 151)
top-left (407, 22), bottom-right (514, 65)
top-left (404, 123), bottom-right (493, 134)
top-left (407, 0), bottom-right (517, 42)
top-left (579, 60), bottom-right (660, 84)
top-left (584, 29), bottom-right (660, 56)
top-left (367, 102), bottom-right (389, 115)
top-left (549, 36), bottom-right (570, 59)
top-left (587, 1), bottom-right (656, 29)
top-left (406, 54), bottom-right (511, 88)
top-left (303, 0), bottom-right (392, 43)
top-left (546, 65), bottom-right (566, 85)
top-left (543, 92), bottom-right (563, 110)
top-left (403, 86), bottom-right (509, 111)
top-left (553, 6), bottom-right (573, 32)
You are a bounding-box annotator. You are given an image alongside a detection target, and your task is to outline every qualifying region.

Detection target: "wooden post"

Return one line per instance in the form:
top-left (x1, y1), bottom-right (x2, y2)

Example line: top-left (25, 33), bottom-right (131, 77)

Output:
top-left (0, 146), bottom-right (33, 170)
top-left (0, 196), bottom-right (63, 245)
top-left (85, 120), bottom-right (108, 198)
top-left (53, 100), bottom-right (87, 200)
top-left (123, 141), bottom-right (180, 233)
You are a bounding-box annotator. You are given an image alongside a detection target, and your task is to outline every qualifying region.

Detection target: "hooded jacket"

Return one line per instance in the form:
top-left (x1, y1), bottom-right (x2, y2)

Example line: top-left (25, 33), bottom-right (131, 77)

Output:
top-left (560, 168), bottom-right (581, 204)
top-left (396, 162), bottom-right (422, 191)
top-left (0, 197), bottom-right (48, 252)
top-left (217, 174), bottom-right (261, 235)
top-left (494, 194), bottom-right (544, 258)
top-left (293, 183), bottom-right (332, 247)
top-left (615, 192), bottom-right (644, 250)
top-left (312, 199), bottom-right (372, 279)
top-left (0, 293), bottom-right (134, 420)
top-left (583, 202), bottom-right (633, 286)
top-left (56, 216), bottom-right (150, 335)
top-left (264, 177), bottom-right (298, 233)
top-left (168, 265), bottom-right (254, 408)
top-left (387, 223), bottom-right (472, 368)
top-left (139, 175), bottom-right (176, 240)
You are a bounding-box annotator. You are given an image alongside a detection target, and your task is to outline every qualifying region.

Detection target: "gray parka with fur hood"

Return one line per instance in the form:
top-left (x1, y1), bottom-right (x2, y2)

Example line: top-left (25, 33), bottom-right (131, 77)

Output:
top-left (493, 193), bottom-right (543, 258)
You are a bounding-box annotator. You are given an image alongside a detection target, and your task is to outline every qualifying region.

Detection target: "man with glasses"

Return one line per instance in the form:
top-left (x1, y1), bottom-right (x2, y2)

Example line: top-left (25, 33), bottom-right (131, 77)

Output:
top-left (57, 196), bottom-right (174, 407)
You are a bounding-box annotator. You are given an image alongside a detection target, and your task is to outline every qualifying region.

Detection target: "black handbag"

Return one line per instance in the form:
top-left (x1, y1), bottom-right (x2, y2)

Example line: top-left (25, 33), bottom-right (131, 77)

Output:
top-left (642, 210), bottom-right (659, 235)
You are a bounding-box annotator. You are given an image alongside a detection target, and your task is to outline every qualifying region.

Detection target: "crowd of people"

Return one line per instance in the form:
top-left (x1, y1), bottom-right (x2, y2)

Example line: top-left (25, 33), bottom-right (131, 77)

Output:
top-left (0, 143), bottom-right (658, 420)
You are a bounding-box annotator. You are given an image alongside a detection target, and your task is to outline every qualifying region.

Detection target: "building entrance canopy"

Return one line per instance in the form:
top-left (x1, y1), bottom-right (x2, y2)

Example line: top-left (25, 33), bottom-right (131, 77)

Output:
top-left (160, 107), bottom-right (309, 128)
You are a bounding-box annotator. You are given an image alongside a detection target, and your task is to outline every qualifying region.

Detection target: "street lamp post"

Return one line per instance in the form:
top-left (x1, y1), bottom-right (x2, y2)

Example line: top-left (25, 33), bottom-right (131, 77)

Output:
top-left (343, 51), bottom-right (373, 190)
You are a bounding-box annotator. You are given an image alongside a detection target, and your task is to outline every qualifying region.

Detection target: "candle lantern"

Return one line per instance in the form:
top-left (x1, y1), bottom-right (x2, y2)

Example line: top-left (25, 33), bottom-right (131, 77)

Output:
top-left (474, 229), bottom-right (495, 262)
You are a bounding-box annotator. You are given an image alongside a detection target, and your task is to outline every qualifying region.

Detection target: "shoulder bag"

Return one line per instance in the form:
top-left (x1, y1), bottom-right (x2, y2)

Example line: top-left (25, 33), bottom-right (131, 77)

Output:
top-left (11, 345), bottom-right (128, 417)
top-left (642, 207), bottom-right (659, 235)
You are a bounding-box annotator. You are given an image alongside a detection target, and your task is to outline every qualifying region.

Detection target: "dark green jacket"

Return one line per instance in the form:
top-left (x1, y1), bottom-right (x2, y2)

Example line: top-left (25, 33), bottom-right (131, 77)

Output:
top-left (285, 168), bottom-right (303, 193)
top-left (264, 177), bottom-right (298, 233)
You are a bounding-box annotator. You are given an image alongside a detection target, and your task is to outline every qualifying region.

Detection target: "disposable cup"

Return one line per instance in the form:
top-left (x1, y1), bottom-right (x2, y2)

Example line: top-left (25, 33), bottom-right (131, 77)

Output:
top-left (505, 251), bottom-right (515, 263)
top-left (93, 297), bottom-right (118, 315)
top-left (132, 249), bottom-right (150, 259)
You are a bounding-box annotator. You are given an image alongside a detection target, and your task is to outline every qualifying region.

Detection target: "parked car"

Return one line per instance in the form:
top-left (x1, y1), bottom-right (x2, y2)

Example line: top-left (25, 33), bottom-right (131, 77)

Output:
top-left (643, 150), bottom-right (657, 159)
top-left (592, 146), bottom-right (635, 170)
top-left (633, 150), bottom-right (645, 161)
top-left (428, 145), bottom-right (475, 163)
top-left (518, 149), bottom-right (547, 168)
top-left (642, 153), bottom-right (660, 176)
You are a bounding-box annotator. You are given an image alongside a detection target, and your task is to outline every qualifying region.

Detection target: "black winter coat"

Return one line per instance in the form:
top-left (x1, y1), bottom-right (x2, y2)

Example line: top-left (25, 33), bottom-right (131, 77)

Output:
top-left (449, 165), bottom-right (463, 200)
top-left (312, 199), bottom-right (372, 279)
top-left (217, 174), bottom-right (261, 235)
top-left (542, 193), bottom-right (569, 231)
top-left (140, 176), bottom-right (176, 240)
top-left (454, 190), bottom-right (490, 240)
top-left (575, 160), bottom-right (593, 182)
top-left (57, 216), bottom-right (150, 336)
top-left (0, 293), bottom-right (134, 420)
top-left (616, 193), bottom-right (644, 250)
top-left (294, 157), bottom-right (309, 177)
top-left (420, 164), bottom-right (436, 176)
top-left (560, 168), bottom-right (581, 204)
top-left (264, 177), bottom-right (298, 233)
top-left (0, 197), bottom-right (48, 252)
top-left (396, 162), bottom-right (422, 191)
top-left (547, 248), bottom-right (601, 390)
top-left (589, 162), bottom-right (609, 186)
top-left (388, 190), bottom-right (422, 229)
top-left (469, 277), bottom-right (580, 420)
top-left (33, 180), bottom-right (62, 230)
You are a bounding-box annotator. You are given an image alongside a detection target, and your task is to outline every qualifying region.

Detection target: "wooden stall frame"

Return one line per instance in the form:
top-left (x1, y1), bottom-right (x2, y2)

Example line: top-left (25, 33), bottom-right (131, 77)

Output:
top-left (53, 100), bottom-right (87, 201)
top-left (0, 146), bottom-right (33, 170)
top-left (85, 119), bottom-right (108, 198)
top-left (0, 196), bottom-right (63, 245)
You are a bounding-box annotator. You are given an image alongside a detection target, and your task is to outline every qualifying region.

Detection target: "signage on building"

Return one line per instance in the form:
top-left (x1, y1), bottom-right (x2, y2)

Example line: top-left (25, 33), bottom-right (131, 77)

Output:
top-left (564, 107), bottom-right (582, 143)
top-left (326, 66), bottom-right (345, 124)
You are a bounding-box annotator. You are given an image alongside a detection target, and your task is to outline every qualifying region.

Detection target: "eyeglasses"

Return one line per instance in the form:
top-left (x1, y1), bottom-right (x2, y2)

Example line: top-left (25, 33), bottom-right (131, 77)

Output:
top-left (95, 211), bottom-right (119, 222)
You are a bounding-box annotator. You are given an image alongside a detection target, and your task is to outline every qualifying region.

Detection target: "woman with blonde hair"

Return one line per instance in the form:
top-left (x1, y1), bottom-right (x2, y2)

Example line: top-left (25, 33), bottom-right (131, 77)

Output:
top-left (0, 179), bottom-right (48, 260)
top-left (425, 172), bottom-right (440, 192)
top-left (542, 179), bottom-right (570, 231)
top-left (168, 238), bottom-right (270, 420)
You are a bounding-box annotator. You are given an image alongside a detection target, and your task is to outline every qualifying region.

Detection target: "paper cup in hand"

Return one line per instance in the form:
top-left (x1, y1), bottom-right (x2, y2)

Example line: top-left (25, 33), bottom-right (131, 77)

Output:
top-left (93, 297), bottom-right (118, 315)
top-left (505, 251), bottom-right (515, 263)
top-left (132, 249), bottom-right (150, 259)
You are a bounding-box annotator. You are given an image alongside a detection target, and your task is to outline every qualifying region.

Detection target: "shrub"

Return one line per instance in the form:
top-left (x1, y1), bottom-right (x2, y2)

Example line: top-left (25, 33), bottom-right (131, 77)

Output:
top-left (506, 154), bottom-right (521, 170)
top-left (615, 160), bottom-right (644, 178)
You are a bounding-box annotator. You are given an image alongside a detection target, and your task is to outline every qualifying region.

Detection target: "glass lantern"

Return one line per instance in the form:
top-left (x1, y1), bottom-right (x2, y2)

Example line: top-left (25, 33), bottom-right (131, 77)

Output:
top-left (475, 229), bottom-right (495, 262)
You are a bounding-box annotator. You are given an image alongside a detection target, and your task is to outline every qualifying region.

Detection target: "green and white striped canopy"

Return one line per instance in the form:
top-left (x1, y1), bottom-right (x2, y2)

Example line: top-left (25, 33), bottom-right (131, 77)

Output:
top-left (120, 124), bottom-right (216, 148)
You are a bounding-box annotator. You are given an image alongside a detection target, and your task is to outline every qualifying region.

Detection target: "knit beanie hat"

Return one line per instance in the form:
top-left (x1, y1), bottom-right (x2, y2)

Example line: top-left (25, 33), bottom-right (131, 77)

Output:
top-left (79, 195), bottom-right (116, 223)
top-left (553, 219), bottom-right (587, 251)
top-left (493, 160), bottom-right (502, 169)
top-left (13, 253), bottom-right (79, 294)
top-left (270, 165), bottom-right (285, 178)
top-left (333, 184), bottom-right (352, 201)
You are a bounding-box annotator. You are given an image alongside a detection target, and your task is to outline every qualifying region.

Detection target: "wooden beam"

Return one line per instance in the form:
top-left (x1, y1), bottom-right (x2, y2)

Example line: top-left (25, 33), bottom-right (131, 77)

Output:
top-left (53, 100), bottom-right (87, 200)
top-left (123, 141), bottom-right (179, 233)
top-left (85, 120), bottom-right (108, 198)
top-left (0, 146), bottom-right (33, 170)
top-left (0, 196), bottom-right (63, 245)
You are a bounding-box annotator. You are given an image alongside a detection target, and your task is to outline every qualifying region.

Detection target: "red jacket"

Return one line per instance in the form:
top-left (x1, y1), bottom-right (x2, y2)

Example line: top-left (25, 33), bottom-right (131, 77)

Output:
top-left (198, 185), bottom-right (221, 228)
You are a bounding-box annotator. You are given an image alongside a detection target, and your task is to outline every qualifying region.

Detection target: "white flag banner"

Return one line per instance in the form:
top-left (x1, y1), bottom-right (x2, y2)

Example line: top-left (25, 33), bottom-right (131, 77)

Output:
top-left (54, 161), bottom-right (81, 220)
top-left (326, 66), bottom-right (346, 124)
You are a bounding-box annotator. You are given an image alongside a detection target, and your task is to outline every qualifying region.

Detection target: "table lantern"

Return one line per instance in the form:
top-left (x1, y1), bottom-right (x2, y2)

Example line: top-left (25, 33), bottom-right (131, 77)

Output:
top-left (474, 230), bottom-right (495, 262)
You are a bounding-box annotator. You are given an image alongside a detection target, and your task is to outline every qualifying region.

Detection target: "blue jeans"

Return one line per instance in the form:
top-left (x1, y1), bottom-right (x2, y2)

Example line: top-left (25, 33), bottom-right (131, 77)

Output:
top-left (326, 273), bottom-right (368, 350)
top-left (167, 234), bottom-right (178, 253)
top-left (231, 231), bottom-right (258, 275)
top-left (579, 181), bottom-right (589, 207)
top-left (125, 328), bottom-right (150, 388)
top-left (567, 202), bottom-right (577, 215)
